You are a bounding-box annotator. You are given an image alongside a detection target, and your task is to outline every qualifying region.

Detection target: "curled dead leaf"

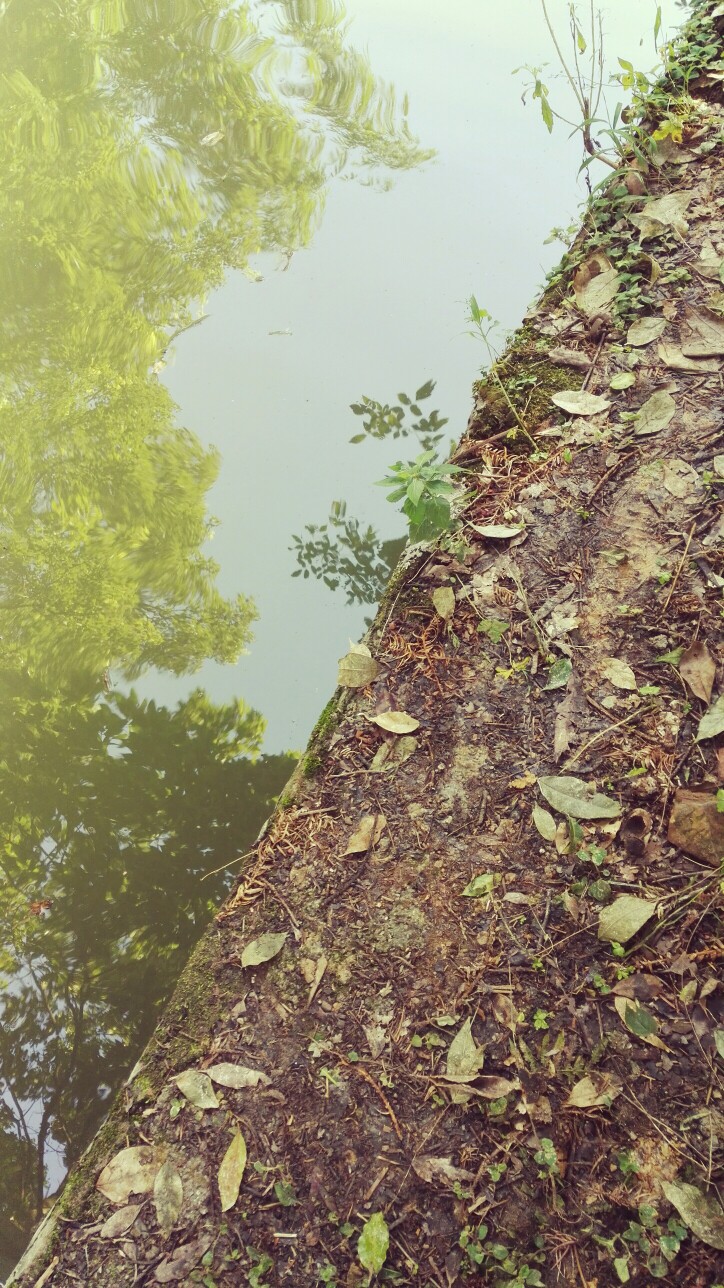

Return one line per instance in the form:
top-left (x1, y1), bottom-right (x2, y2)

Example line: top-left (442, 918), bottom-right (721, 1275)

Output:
top-left (344, 812), bottom-right (386, 856)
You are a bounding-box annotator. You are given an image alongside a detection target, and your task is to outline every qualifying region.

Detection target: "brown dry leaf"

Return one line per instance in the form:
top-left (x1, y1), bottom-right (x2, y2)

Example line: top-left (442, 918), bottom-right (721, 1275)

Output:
top-left (207, 1063), bottom-right (270, 1090)
top-left (566, 1073), bottom-right (622, 1108)
top-left (679, 640), bottom-right (716, 703)
top-left (598, 895), bottom-right (658, 943)
top-left (173, 1070), bottom-right (219, 1110)
top-left (338, 645), bottom-right (379, 688)
top-left (344, 813), bottom-right (386, 856)
top-left (612, 973), bottom-right (665, 1003)
top-left (716, 747), bottom-right (724, 781)
top-left (694, 238), bottom-right (723, 280)
top-left (100, 1204), bottom-right (143, 1239)
top-left (629, 190), bottom-right (695, 239)
top-left (366, 711), bottom-right (420, 735)
top-left (575, 266), bottom-right (621, 316)
top-left (551, 390), bottom-right (610, 417)
top-left (680, 306), bottom-right (724, 357)
top-left (662, 1181), bottom-right (724, 1251)
top-left (155, 1236), bottom-right (212, 1284)
top-left (412, 1155), bottom-right (476, 1187)
top-left (657, 341), bottom-right (721, 372)
top-left (475, 1075), bottom-right (520, 1099)
top-left (491, 993), bottom-right (518, 1032)
top-left (97, 1146), bottom-right (165, 1204)
top-left (668, 789), bottom-right (724, 867)
top-left (634, 390), bottom-right (676, 436)
top-left (627, 316), bottom-right (667, 347)
top-left (601, 657), bottom-right (637, 691)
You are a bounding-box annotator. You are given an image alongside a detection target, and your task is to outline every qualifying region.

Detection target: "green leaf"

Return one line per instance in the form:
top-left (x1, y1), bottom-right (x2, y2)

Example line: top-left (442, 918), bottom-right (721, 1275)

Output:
top-left (543, 657), bottom-right (571, 691)
top-left (538, 775), bottom-right (620, 820)
top-left (532, 805), bottom-right (556, 842)
top-left (357, 1212), bottom-right (389, 1275)
top-left (415, 380), bottom-right (435, 401)
top-left (462, 872), bottom-right (500, 898)
top-left (540, 91), bottom-right (554, 133)
top-left (696, 693), bottom-right (724, 742)
top-left (218, 1131), bottom-right (247, 1212)
top-left (656, 646), bottom-right (684, 666)
top-left (477, 618), bottom-right (508, 644)
top-left (598, 895), bottom-right (658, 944)
top-left (623, 1001), bottom-right (658, 1038)
top-left (663, 1181), bottom-right (724, 1250)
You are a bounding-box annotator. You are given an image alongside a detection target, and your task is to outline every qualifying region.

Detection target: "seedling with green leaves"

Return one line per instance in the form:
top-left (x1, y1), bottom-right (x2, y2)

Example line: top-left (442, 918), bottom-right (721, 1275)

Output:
top-left (376, 450), bottom-right (462, 544)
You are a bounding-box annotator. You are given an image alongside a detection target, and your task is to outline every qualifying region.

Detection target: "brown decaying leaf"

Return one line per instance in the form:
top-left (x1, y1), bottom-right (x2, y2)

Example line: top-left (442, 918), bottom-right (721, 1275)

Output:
top-left (100, 1204), bottom-right (143, 1239)
top-left (97, 1145), bottom-right (164, 1204)
top-left (412, 1155), bottom-right (475, 1187)
top-left (667, 789), bottom-right (724, 868)
top-left (343, 812), bottom-right (386, 855)
top-left (657, 341), bottom-right (721, 372)
top-left (155, 1235), bottom-right (213, 1283)
top-left (679, 640), bottom-right (716, 703)
top-left (566, 1073), bottom-right (622, 1108)
top-left (680, 305), bottom-right (724, 357)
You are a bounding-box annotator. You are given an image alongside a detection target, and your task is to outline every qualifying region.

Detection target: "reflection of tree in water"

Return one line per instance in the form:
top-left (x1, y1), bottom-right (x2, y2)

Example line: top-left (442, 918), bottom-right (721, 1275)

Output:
top-left (291, 382), bottom-right (449, 604)
top-left (0, 0), bottom-right (428, 1256)
top-left (0, 676), bottom-right (295, 1249)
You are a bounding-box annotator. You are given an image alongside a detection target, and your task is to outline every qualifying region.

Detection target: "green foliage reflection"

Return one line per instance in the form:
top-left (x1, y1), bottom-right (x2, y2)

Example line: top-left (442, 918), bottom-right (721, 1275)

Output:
top-left (0, 0), bottom-right (428, 1251)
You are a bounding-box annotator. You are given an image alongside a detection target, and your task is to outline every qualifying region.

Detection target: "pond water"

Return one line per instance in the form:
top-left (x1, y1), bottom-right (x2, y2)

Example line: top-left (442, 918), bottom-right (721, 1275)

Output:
top-left (0, 0), bottom-right (684, 1273)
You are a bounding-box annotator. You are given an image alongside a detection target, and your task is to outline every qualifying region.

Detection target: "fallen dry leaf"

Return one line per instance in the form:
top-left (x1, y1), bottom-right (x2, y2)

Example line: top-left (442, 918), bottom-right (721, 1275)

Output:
top-left (412, 1155), bottom-right (475, 1187)
top-left (344, 812), bottom-right (386, 855)
top-left (566, 1073), bottom-right (622, 1108)
top-left (680, 640), bottom-right (716, 703)
top-left (680, 306), bottom-right (724, 357)
top-left (97, 1146), bottom-right (164, 1205)
top-left (598, 895), bottom-right (658, 943)
top-left (634, 390), bottom-right (676, 436)
top-left (551, 390), bottom-right (610, 417)
top-left (366, 711), bottom-right (420, 734)
top-left (431, 586), bottom-right (455, 621)
top-left (627, 315), bottom-right (667, 346)
top-left (241, 932), bottom-right (287, 968)
top-left (657, 341), bottom-right (721, 372)
top-left (668, 789), bottom-right (724, 867)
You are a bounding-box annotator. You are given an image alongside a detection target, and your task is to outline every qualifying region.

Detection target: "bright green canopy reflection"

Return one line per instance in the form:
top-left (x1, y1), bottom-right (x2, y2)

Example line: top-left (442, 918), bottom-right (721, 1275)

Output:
top-left (0, 0), bottom-right (429, 683)
top-left (0, 0), bottom-right (428, 1261)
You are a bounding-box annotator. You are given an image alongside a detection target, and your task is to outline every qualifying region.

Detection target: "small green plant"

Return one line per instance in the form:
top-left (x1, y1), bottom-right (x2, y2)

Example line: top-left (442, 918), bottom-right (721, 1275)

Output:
top-left (459, 1224), bottom-right (544, 1286)
top-left (616, 1150), bottom-right (640, 1180)
top-left (247, 1248), bottom-right (274, 1288)
top-left (533, 1009), bottom-right (550, 1030)
top-left (534, 1137), bottom-right (559, 1177)
top-left (466, 299), bottom-right (538, 449)
top-left (376, 450), bottom-right (462, 543)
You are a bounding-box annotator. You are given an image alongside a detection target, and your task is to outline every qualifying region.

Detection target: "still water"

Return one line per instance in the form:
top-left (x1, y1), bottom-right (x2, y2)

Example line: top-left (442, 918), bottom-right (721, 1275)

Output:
top-left (0, 0), bottom-right (683, 1272)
